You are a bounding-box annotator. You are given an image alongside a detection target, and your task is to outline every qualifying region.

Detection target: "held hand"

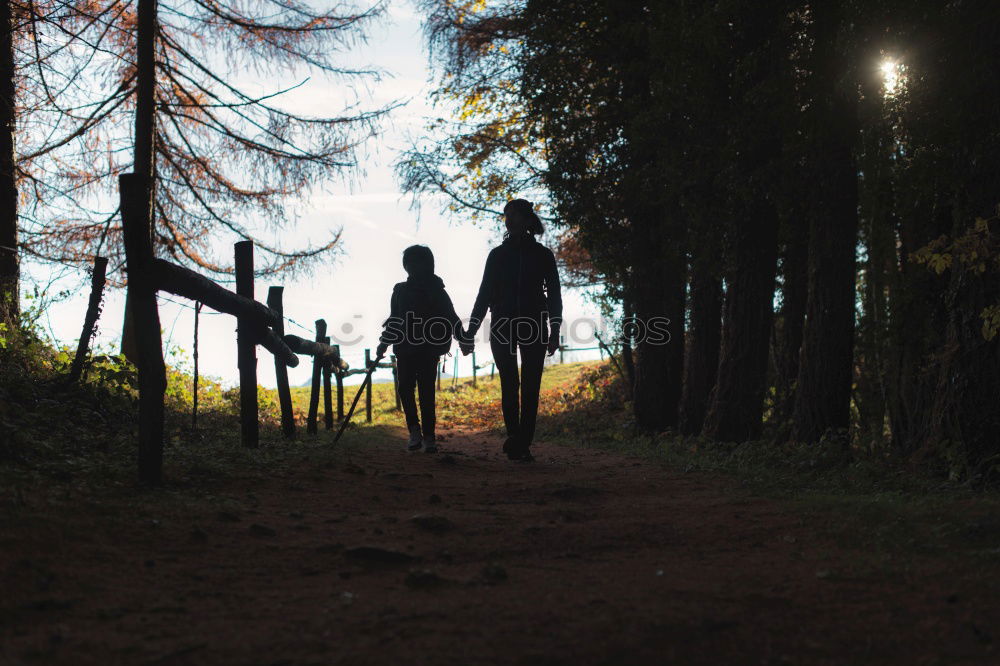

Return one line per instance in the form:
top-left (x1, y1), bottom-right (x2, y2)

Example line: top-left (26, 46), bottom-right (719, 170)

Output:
top-left (547, 337), bottom-right (560, 357)
top-left (459, 341), bottom-right (474, 356)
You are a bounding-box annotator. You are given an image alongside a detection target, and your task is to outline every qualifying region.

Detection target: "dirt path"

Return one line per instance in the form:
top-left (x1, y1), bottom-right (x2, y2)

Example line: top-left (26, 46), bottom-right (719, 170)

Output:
top-left (2, 429), bottom-right (996, 665)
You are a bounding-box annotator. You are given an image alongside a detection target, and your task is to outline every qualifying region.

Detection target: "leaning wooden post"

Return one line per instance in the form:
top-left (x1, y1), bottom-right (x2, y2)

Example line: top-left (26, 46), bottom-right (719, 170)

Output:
top-left (335, 344), bottom-right (344, 421)
top-left (472, 350), bottom-right (477, 388)
top-left (559, 334), bottom-right (565, 364)
top-left (235, 241), bottom-right (259, 448)
top-left (307, 319), bottom-right (326, 434)
top-left (192, 301), bottom-right (201, 429)
top-left (365, 348), bottom-right (373, 423)
top-left (391, 354), bottom-right (400, 411)
top-left (491, 362), bottom-right (496, 380)
top-left (267, 286), bottom-right (295, 439)
top-left (68, 256), bottom-right (109, 382)
top-left (322, 335), bottom-right (334, 430)
top-left (120, 173), bottom-right (166, 486)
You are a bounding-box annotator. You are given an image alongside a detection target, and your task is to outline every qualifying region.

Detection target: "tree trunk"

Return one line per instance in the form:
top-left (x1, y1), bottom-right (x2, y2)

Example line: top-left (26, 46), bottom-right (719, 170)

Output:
top-left (702, 198), bottom-right (779, 442)
top-left (620, 321), bottom-right (635, 400)
top-left (631, 216), bottom-right (685, 431)
top-left (770, 212), bottom-right (809, 433)
top-left (679, 259), bottom-right (721, 435)
top-left (853, 93), bottom-right (896, 447)
top-left (790, 6), bottom-right (860, 445)
top-left (121, 0), bottom-right (158, 363)
top-left (886, 196), bottom-right (950, 453)
top-left (0, 0), bottom-right (17, 325)
top-left (790, 154), bottom-right (859, 443)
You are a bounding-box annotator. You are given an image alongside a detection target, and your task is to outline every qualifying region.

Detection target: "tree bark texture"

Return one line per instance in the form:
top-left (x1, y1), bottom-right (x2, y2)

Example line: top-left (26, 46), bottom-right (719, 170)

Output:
top-left (121, 0), bottom-right (158, 363)
top-left (630, 216), bottom-right (686, 431)
top-left (770, 213), bottom-right (809, 432)
top-left (790, 5), bottom-right (861, 444)
top-left (702, 198), bottom-right (779, 443)
top-left (679, 261), bottom-right (721, 436)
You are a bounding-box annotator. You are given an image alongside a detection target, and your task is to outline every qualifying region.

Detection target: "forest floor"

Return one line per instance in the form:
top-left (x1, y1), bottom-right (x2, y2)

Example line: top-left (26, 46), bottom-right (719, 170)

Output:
top-left (3, 361), bottom-right (1000, 665)
top-left (3, 423), bottom-right (1000, 665)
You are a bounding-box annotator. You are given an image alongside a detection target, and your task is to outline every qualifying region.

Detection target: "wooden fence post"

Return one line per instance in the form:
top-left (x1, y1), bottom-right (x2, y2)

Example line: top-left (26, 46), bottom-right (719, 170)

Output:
top-left (365, 348), bottom-right (373, 423)
top-left (120, 173), bottom-right (166, 486)
top-left (119, 0), bottom-right (157, 367)
top-left (322, 334), bottom-right (334, 430)
top-left (267, 286), bottom-right (295, 439)
top-left (559, 334), bottom-right (565, 364)
top-left (235, 241), bottom-right (258, 448)
top-left (307, 319), bottom-right (326, 434)
top-left (192, 301), bottom-right (201, 429)
top-left (391, 354), bottom-right (400, 410)
top-left (491, 362), bottom-right (496, 380)
top-left (68, 255), bottom-right (109, 382)
top-left (437, 359), bottom-right (442, 390)
top-left (472, 350), bottom-right (477, 387)
top-left (452, 355), bottom-right (458, 387)
top-left (335, 344), bottom-right (344, 421)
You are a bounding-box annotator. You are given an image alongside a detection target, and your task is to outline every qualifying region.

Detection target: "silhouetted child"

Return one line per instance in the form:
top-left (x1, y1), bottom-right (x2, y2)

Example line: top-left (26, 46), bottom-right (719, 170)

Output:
top-left (376, 245), bottom-right (471, 453)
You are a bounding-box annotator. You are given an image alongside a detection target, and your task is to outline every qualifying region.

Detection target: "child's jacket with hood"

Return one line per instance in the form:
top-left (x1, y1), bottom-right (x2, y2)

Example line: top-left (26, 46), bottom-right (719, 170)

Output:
top-left (378, 274), bottom-right (467, 355)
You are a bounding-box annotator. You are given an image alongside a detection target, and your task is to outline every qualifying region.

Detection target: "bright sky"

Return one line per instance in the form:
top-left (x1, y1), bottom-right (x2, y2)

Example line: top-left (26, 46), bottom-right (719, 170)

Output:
top-left (33, 1), bottom-right (604, 388)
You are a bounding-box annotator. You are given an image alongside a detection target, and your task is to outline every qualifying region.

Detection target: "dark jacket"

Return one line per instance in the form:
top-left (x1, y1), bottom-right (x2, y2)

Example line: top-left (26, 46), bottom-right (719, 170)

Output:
top-left (378, 274), bottom-right (467, 356)
top-left (469, 235), bottom-right (562, 342)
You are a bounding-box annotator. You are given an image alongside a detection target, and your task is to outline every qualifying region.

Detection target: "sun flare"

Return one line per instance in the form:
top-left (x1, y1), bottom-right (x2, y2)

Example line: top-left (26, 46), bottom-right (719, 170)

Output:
top-left (881, 59), bottom-right (902, 95)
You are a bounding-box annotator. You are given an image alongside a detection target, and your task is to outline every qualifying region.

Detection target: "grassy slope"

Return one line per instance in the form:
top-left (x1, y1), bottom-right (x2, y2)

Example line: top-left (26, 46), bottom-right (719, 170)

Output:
top-left (289, 359), bottom-right (592, 433)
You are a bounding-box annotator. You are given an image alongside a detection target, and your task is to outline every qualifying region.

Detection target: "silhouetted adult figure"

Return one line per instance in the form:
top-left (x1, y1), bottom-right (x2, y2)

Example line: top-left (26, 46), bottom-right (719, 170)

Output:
top-left (468, 199), bottom-right (562, 461)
